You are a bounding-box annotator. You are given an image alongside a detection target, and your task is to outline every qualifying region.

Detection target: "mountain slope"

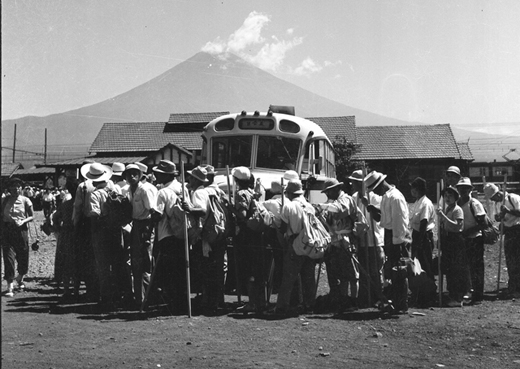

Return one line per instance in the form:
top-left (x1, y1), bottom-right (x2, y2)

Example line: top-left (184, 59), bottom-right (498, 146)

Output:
top-left (1, 52), bottom-right (411, 149)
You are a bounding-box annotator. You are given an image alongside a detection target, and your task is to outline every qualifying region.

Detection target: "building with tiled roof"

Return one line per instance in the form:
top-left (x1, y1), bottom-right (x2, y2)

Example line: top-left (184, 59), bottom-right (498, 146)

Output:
top-left (307, 116), bottom-right (357, 143)
top-left (1, 162), bottom-right (23, 179)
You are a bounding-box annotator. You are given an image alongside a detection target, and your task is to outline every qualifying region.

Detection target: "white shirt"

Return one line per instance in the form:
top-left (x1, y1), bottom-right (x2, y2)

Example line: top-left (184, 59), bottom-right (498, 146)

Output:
top-left (494, 192), bottom-right (520, 228)
top-left (280, 196), bottom-right (313, 236)
top-left (352, 191), bottom-right (384, 247)
top-left (155, 180), bottom-right (180, 241)
top-left (409, 195), bottom-right (436, 232)
top-left (263, 194), bottom-right (284, 229)
top-left (128, 182), bottom-right (158, 220)
top-left (459, 196), bottom-right (485, 238)
top-left (380, 186), bottom-right (410, 245)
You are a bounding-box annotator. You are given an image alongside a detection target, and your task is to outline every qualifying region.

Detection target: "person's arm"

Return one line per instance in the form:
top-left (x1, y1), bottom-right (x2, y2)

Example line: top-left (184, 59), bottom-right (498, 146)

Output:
top-left (19, 199), bottom-right (34, 226)
top-left (391, 197), bottom-right (409, 244)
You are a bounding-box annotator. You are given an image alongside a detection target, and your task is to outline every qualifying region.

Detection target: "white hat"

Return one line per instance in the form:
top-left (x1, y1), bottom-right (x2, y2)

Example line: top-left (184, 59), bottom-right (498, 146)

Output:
top-left (484, 183), bottom-right (500, 199)
top-left (283, 170), bottom-right (299, 181)
top-left (446, 166), bottom-right (461, 176)
top-left (232, 166), bottom-right (251, 181)
top-left (112, 162), bottom-right (125, 176)
top-left (365, 171), bottom-right (387, 191)
top-left (135, 162), bottom-right (148, 173)
top-left (81, 163), bottom-right (112, 183)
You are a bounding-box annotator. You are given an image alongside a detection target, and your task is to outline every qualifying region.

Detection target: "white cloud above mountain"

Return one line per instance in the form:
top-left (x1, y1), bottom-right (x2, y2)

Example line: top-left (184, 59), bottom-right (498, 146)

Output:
top-left (201, 11), bottom-right (338, 76)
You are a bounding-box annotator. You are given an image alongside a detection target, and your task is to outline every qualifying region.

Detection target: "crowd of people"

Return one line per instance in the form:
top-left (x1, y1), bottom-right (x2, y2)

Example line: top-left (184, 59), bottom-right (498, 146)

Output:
top-left (2, 162), bottom-right (519, 316)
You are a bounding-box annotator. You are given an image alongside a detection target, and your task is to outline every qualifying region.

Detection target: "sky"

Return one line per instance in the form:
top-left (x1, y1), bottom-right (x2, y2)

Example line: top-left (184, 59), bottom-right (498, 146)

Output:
top-left (2, 0), bottom-right (520, 136)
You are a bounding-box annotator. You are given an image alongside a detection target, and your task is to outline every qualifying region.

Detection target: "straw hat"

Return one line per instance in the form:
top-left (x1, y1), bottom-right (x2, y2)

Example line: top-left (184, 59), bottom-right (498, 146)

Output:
top-left (348, 170), bottom-right (364, 182)
top-left (202, 165), bottom-right (216, 175)
top-left (188, 166), bottom-right (209, 183)
top-left (285, 180), bottom-right (304, 195)
top-left (443, 186), bottom-right (460, 200)
top-left (81, 163), bottom-right (112, 183)
top-left (321, 178), bottom-right (344, 193)
top-left (365, 171), bottom-right (387, 191)
top-left (153, 160), bottom-right (179, 176)
top-left (111, 162), bottom-right (125, 176)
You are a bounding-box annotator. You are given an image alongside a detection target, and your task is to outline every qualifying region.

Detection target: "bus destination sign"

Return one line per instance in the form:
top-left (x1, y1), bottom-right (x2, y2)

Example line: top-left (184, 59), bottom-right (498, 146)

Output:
top-left (238, 118), bottom-right (274, 130)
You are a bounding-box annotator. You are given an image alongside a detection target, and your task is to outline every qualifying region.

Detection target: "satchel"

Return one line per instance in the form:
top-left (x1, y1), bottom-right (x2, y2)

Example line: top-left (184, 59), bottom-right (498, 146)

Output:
top-left (469, 199), bottom-right (500, 245)
top-left (292, 203), bottom-right (331, 259)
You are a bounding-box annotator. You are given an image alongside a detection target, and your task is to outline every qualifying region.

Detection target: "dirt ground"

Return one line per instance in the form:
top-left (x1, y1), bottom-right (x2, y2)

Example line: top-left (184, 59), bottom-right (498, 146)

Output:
top-left (2, 211), bottom-right (520, 369)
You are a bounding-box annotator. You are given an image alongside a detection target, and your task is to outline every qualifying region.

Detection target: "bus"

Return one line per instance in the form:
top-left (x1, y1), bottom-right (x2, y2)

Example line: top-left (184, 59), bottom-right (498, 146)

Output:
top-left (201, 107), bottom-right (336, 203)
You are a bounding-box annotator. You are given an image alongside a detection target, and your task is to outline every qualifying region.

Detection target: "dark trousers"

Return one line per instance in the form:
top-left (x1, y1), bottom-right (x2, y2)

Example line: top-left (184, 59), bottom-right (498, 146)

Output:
top-left (130, 219), bottom-right (154, 304)
top-left (74, 218), bottom-right (98, 297)
top-left (384, 229), bottom-right (409, 311)
top-left (358, 245), bottom-right (385, 307)
top-left (235, 229), bottom-right (266, 309)
top-left (504, 227), bottom-right (520, 294)
top-left (442, 232), bottom-right (471, 299)
top-left (2, 222), bottom-right (29, 281)
top-left (276, 237), bottom-right (316, 311)
top-left (412, 229), bottom-right (434, 279)
top-left (463, 236), bottom-right (484, 300)
top-left (155, 236), bottom-right (188, 309)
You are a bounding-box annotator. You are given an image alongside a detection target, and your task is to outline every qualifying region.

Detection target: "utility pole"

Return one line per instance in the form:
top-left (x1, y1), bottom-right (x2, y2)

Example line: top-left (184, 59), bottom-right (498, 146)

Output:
top-left (44, 128), bottom-right (48, 165)
top-left (12, 124), bottom-right (17, 163)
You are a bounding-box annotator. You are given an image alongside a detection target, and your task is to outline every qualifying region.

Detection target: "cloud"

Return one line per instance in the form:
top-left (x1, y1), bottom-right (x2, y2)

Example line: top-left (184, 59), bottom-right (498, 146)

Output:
top-left (201, 12), bottom-right (341, 76)
top-left (292, 57), bottom-right (323, 76)
top-left (201, 12), bottom-right (302, 72)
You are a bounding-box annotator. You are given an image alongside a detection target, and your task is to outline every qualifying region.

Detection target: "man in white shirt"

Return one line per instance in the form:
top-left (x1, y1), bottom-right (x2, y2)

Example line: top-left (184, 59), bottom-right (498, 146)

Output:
top-left (485, 183), bottom-right (520, 298)
top-left (349, 170), bottom-right (385, 308)
top-left (365, 170), bottom-right (410, 313)
top-left (124, 163), bottom-right (158, 308)
top-left (409, 177), bottom-right (436, 280)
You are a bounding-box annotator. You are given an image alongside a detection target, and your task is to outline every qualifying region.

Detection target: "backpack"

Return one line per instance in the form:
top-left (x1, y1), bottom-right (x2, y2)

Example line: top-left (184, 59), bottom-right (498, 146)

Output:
top-left (246, 198), bottom-right (274, 232)
top-left (469, 198), bottom-right (500, 245)
top-left (167, 197), bottom-right (201, 242)
top-left (202, 194), bottom-right (228, 244)
top-left (292, 203), bottom-right (331, 259)
top-left (105, 189), bottom-right (133, 227)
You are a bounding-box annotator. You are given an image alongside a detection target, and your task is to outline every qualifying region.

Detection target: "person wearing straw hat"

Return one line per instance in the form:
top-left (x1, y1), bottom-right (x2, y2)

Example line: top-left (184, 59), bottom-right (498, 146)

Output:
top-left (485, 183), bottom-right (520, 298)
top-left (273, 179), bottom-right (317, 316)
top-left (151, 160), bottom-right (188, 312)
top-left (315, 177), bottom-right (361, 312)
top-left (85, 162), bottom-right (121, 310)
top-left (124, 163), bottom-right (158, 308)
top-left (437, 186), bottom-right (471, 306)
top-left (365, 170), bottom-right (410, 313)
top-left (409, 177), bottom-right (436, 281)
top-left (111, 162), bottom-right (127, 194)
top-left (72, 160), bottom-right (99, 301)
top-left (456, 177), bottom-right (486, 303)
top-left (227, 166), bottom-right (267, 314)
top-left (349, 169), bottom-right (385, 308)
top-left (1, 177), bottom-right (34, 297)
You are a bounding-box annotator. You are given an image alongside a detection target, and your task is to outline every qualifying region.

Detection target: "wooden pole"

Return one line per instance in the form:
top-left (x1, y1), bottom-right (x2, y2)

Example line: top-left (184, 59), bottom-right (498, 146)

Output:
top-left (496, 174), bottom-right (508, 293)
top-left (181, 161), bottom-right (192, 317)
top-left (437, 181), bottom-right (443, 307)
top-left (361, 164), bottom-right (371, 307)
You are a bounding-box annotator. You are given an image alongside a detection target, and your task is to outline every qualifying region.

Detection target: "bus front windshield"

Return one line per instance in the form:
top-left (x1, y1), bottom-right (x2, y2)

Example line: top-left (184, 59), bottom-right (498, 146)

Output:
top-left (256, 136), bottom-right (300, 171)
top-left (211, 136), bottom-right (252, 168)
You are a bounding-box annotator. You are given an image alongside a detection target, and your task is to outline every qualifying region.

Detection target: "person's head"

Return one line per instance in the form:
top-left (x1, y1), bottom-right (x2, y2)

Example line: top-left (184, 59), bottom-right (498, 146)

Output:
top-left (285, 180), bottom-right (304, 200)
top-left (270, 180), bottom-right (283, 195)
top-left (455, 177), bottom-right (473, 198)
top-left (111, 162), bottom-right (125, 182)
top-left (321, 178), bottom-right (344, 200)
top-left (232, 166), bottom-right (251, 190)
top-left (152, 160), bottom-right (179, 185)
top-left (7, 177), bottom-right (23, 196)
top-left (445, 166), bottom-right (461, 187)
top-left (283, 170), bottom-right (299, 182)
top-left (484, 183), bottom-right (503, 202)
top-left (365, 171), bottom-right (388, 196)
top-left (201, 165), bottom-right (216, 185)
top-left (134, 162), bottom-right (148, 182)
top-left (410, 177), bottom-right (427, 199)
top-left (123, 164), bottom-right (143, 187)
top-left (443, 186), bottom-right (460, 205)
top-left (187, 166), bottom-right (208, 189)
top-left (65, 180), bottom-right (79, 199)
top-left (348, 169), bottom-right (364, 193)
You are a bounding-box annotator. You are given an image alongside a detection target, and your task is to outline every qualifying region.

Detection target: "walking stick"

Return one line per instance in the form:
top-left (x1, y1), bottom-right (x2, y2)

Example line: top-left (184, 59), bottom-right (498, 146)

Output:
top-left (437, 180), bottom-right (444, 307)
top-left (181, 161), bottom-right (192, 317)
top-left (226, 165), bottom-right (241, 304)
top-left (496, 174), bottom-right (508, 293)
top-left (361, 165), bottom-right (372, 307)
